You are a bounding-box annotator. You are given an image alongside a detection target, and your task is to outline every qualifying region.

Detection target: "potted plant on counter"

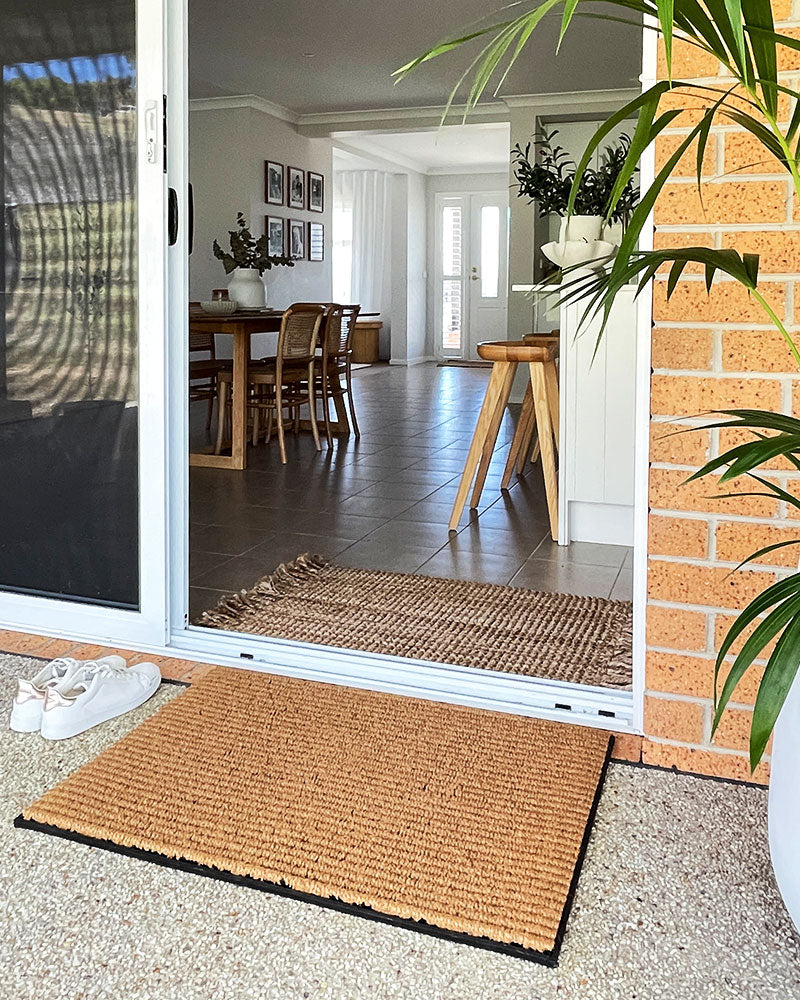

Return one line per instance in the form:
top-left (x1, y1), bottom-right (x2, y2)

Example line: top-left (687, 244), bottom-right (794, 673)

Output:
top-left (512, 129), bottom-right (638, 271)
top-left (397, 0), bottom-right (800, 931)
top-left (212, 213), bottom-right (294, 309)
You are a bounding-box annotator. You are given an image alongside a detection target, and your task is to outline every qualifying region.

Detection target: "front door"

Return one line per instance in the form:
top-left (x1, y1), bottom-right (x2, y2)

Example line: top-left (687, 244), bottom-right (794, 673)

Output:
top-left (0, 0), bottom-right (171, 645)
top-left (435, 190), bottom-right (509, 360)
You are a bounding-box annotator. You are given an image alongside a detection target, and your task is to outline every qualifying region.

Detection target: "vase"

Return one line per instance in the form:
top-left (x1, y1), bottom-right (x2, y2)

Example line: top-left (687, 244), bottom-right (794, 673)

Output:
top-left (558, 214), bottom-right (603, 244)
top-left (228, 268), bottom-right (266, 309)
top-left (769, 671), bottom-right (800, 932)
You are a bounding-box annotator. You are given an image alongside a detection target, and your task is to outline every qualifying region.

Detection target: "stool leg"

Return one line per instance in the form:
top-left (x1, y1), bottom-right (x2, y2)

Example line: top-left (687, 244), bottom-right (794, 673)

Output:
top-left (502, 381), bottom-right (534, 489)
top-left (530, 361), bottom-right (558, 540)
top-left (448, 362), bottom-right (515, 532)
top-left (470, 363), bottom-right (515, 509)
top-left (544, 357), bottom-right (560, 452)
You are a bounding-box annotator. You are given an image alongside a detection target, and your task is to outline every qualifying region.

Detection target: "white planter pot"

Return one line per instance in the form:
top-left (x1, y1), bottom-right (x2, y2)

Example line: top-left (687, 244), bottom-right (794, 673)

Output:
top-left (559, 214), bottom-right (603, 243)
top-left (769, 670), bottom-right (800, 931)
top-left (228, 268), bottom-right (266, 309)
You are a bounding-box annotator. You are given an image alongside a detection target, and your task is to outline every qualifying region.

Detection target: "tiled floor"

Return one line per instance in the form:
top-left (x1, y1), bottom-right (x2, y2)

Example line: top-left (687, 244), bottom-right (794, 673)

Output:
top-left (189, 363), bottom-right (633, 620)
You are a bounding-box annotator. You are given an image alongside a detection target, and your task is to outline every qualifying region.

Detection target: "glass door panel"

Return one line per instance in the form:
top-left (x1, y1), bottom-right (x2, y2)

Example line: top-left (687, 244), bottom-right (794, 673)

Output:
top-left (1, 0), bottom-right (139, 607)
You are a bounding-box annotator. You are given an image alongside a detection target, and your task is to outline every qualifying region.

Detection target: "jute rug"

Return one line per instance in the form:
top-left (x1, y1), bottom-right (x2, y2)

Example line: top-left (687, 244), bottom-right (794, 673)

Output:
top-left (17, 668), bottom-right (612, 965)
top-left (198, 554), bottom-right (633, 690)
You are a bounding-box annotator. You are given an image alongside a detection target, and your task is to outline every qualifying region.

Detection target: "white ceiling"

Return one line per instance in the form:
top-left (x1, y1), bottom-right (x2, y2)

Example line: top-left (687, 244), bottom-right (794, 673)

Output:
top-left (334, 123), bottom-right (512, 175)
top-left (188, 0), bottom-right (643, 114)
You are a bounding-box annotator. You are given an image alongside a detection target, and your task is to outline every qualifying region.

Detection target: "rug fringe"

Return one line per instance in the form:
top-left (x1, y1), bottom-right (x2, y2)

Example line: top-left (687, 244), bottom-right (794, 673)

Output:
top-left (199, 552), bottom-right (330, 629)
top-left (604, 607), bottom-right (634, 690)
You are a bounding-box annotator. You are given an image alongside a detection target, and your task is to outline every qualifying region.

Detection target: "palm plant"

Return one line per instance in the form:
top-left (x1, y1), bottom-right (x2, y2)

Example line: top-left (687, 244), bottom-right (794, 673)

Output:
top-left (397, 0), bottom-right (800, 769)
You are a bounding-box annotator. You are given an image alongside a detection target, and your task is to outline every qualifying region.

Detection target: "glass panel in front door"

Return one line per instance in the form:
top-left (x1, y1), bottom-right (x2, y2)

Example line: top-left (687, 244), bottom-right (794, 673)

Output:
top-left (468, 193), bottom-right (509, 359)
top-left (1, 0), bottom-right (139, 607)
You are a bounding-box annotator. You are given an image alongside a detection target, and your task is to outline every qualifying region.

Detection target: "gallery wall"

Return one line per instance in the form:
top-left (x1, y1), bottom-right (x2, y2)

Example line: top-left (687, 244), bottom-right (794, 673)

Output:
top-left (189, 103), bottom-right (333, 309)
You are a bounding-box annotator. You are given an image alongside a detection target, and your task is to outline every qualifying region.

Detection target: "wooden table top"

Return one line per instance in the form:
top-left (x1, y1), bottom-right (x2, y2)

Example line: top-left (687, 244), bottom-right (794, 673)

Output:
top-left (189, 308), bottom-right (284, 327)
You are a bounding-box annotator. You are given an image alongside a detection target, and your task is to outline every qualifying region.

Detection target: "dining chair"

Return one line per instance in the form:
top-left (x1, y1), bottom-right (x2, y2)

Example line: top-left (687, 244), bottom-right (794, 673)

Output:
top-left (215, 303), bottom-right (326, 464)
top-left (315, 303), bottom-right (362, 448)
top-left (188, 305), bottom-right (231, 431)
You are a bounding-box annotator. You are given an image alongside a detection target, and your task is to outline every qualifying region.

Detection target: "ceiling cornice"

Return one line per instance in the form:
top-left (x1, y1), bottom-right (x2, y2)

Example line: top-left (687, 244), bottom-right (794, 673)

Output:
top-left (188, 87), bottom-right (641, 130)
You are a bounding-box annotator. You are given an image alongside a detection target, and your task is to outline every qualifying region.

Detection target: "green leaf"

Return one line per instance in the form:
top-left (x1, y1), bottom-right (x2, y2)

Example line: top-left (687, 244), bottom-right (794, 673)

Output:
top-left (751, 609), bottom-right (800, 767)
top-left (743, 0), bottom-right (778, 117)
top-left (657, 0), bottom-right (675, 79)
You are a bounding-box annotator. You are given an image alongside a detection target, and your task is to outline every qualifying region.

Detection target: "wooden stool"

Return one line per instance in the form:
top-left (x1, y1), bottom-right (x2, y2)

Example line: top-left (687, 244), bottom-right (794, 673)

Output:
top-left (448, 340), bottom-right (560, 539)
top-left (501, 334), bottom-right (560, 488)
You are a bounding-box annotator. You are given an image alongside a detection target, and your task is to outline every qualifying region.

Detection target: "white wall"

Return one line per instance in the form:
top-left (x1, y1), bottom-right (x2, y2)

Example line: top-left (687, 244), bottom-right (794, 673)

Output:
top-left (190, 105), bottom-right (333, 308)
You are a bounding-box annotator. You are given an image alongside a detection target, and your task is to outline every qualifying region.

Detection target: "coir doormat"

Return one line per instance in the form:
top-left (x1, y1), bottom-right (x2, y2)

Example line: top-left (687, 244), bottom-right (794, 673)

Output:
top-left (16, 668), bottom-right (611, 965)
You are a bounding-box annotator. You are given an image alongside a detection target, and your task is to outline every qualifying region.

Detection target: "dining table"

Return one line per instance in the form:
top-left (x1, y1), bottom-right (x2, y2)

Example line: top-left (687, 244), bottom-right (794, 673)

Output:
top-left (189, 307), bottom-right (351, 470)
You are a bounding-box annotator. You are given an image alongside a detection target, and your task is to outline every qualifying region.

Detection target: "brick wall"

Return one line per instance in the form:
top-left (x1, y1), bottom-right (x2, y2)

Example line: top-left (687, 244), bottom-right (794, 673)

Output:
top-left (644, 0), bottom-right (800, 782)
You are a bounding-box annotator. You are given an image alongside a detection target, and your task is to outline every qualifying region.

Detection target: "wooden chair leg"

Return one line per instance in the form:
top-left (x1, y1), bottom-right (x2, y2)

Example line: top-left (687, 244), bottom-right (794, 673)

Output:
top-left (276, 383), bottom-right (287, 464)
top-left (544, 357), bottom-right (560, 452)
top-left (308, 363), bottom-right (321, 452)
top-left (530, 361), bottom-right (558, 540)
top-left (266, 405), bottom-right (273, 444)
top-left (214, 381), bottom-right (229, 455)
top-left (321, 372), bottom-right (333, 449)
top-left (502, 382), bottom-right (535, 489)
top-left (470, 363), bottom-right (515, 509)
top-left (206, 392), bottom-right (214, 432)
top-left (345, 362), bottom-right (361, 439)
top-left (448, 362), bottom-right (515, 532)
top-left (251, 400), bottom-right (260, 446)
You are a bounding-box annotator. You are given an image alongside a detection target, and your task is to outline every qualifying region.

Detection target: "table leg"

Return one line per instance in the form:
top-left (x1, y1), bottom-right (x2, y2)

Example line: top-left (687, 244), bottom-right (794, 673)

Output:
top-left (231, 325), bottom-right (248, 470)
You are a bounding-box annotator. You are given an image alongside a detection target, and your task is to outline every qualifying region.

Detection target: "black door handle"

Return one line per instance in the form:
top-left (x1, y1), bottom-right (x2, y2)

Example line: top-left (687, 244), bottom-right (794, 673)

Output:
top-left (168, 188), bottom-right (178, 247)
top-left (188, 182), bottom-right (195, 255)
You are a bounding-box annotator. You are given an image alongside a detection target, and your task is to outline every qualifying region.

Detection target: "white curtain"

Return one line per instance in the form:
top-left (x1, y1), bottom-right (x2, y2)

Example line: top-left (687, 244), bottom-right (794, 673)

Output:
top-left (332, 170), bottom-right (391, 313)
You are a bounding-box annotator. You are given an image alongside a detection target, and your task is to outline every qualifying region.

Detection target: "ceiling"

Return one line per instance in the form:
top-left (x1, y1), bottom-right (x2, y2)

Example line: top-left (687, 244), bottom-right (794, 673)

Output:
top-left (334, 124), bottom-right (512, 174)
top-left (188, 0), bottom-right (643, 114)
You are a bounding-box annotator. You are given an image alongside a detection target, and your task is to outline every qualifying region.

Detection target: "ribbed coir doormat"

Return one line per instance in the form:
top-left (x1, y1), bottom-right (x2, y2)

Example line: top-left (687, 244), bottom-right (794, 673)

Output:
top-left (198, 554), bottom-right (633, 689)
top-left (16, 668), bottom-right (611, 965)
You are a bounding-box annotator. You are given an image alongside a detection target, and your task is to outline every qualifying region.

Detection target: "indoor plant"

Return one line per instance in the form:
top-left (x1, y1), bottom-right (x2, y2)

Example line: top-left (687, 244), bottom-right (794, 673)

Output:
top-left (512, 129), bottom-right (638, 251)
top-left (397, 0), bottom-right (800, 927)
top-left (212, 213), bottom-right (293, 308)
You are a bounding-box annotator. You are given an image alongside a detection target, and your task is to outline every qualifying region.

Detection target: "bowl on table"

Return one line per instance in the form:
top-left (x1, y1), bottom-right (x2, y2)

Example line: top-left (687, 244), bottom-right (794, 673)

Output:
top-left (200, 300), bottom-right (238, 315)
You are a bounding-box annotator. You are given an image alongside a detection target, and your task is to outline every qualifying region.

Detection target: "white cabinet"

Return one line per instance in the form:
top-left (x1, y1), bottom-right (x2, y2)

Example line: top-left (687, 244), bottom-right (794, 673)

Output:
top-left (558, 285), bottom-right (639, 546)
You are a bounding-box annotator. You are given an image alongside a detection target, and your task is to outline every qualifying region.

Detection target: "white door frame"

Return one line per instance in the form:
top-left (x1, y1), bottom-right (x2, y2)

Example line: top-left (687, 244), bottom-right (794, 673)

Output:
top-left (432, 190), bottom-right (510, 360)
top-left (0, 0), bottom-right (171, 649)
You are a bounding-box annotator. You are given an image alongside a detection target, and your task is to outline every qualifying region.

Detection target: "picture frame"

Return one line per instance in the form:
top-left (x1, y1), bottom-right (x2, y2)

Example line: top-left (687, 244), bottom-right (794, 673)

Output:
top-left (265, 216), bottom-right (286, 257)
top-left (308, 221), bottom-right (325, 262)
top-left (289, 219), bottom-right (306, 260)
top-left (265, 161), bottom-right (284, 205)
top-left (308, 171), bottom-right (324, 213)
top-left (287, 166), bottom-right (305, 210)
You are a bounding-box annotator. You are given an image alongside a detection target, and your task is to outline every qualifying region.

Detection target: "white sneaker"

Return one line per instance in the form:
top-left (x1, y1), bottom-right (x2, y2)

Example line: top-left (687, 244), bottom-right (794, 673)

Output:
top-left (10, 655), bottom-right (126, 733)
top-left (40, 660), bottom-right (161, 741)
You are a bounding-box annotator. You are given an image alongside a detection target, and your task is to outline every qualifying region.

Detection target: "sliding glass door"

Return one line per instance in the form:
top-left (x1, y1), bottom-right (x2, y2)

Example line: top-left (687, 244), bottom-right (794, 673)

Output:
top-left (0, 0), bottom-right (171, 643)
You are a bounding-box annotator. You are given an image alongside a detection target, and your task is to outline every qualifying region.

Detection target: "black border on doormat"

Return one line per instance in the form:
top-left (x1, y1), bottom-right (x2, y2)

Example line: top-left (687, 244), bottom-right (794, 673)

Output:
top-left (13, 736), bottom-right (612, 967)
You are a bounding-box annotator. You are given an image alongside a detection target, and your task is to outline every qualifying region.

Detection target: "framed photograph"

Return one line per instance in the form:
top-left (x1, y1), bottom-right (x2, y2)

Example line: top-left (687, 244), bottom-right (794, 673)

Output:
top-left (265, 216), bottom-right (285, 257)
top-left (287, 167), bottom-right (305, 210)
top-left (308, 171), bottom-right (324, 213)
top-left (308, 221), bottom-right (325, 262)
top-left (265, 161), bottom-right (284, 205)
top-left (289, 218), bottom-right (306, 259)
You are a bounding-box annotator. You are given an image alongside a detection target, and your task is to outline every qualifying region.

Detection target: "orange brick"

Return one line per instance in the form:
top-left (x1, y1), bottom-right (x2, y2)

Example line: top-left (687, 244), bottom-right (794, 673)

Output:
top-left (646, 651), bottom-right (715, 696)
top-left (648, 514), bottom-right (709, 559)
top-left (650, 375), bottom-right (782, 416)
top-left (773, 0), bottom-right (793, 21)
top-left (717, 425), bottom-right (798, 472)
top-left (720, 229), bottom-right (800, 276)
top-left (658, 86), bottom-right (790, 126)
top-left (653, 278), bottom-right (787, 326)
top-left (649, 467), bottom-right (779, 517)
top-left (654, 181), bottom-right (787, 226)
top-left (721, 326), bottom-right (798, 371)
top-left (648, 559), bottom-right (776, 609)
top-left (649, 421), bottom-right (709, 466)
top-left (652, 328), bottom-right (713, 370)
top-left (715, 657), bottom-right (766, 707)
top-left (644, 696), bottom-right (705, 742)
top-left (714, 612), bottom-right (777, 670)
top-left (716, 520), bottom-right (800, 567)
top-left (778, 27), bottom-right (800, 72)
top-left (642, 740), bottom-right (770, 783)
top-left (711, 706), bottom-right (771, 752)
top-left (653, 231), bottom-right (715, 275)
top-left (127, 653), bottom-right (209, 682)
top-left (724, 132), bottom-right (786, 175)
top-left (657, 38), bottom-right (720, 79)
top-left (611, 733), bottom-right (643, 762)
top-left (0, 630), bottom-right (71, 656)
top-left (655, 133), bottom-right (717, 178)
top-left (646, 607), bottom-right (709, 652)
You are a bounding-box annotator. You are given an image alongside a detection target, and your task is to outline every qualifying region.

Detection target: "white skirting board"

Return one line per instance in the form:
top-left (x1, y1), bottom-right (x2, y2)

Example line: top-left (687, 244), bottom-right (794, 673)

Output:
top-left (566, 502), bottom-right (634, 546)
